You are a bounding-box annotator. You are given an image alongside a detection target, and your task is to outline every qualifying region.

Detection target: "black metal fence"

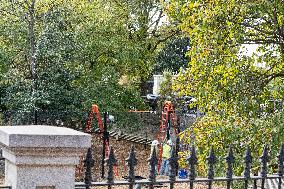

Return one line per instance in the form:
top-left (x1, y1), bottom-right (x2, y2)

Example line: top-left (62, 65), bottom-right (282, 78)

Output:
top-left (75, 144), bottom-right (284, 189)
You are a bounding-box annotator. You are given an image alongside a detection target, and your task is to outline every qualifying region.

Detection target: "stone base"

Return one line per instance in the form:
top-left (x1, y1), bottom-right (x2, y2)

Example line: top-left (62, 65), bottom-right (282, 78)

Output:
top-left (3, 147), bottom-right (84, 189)
top-left (6, 160), bottom-right (75, 189)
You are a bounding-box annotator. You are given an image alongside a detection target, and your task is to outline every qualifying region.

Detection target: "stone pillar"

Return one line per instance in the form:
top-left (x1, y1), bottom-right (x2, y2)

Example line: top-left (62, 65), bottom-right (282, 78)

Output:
top-left (0, 125), bottom-right (91, 189)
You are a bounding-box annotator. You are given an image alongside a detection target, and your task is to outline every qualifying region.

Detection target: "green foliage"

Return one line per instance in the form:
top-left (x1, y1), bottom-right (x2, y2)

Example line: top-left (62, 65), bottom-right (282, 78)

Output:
top-left (159, 70), bottom-right (174, 98)
top-left (0, 6), bottom-right (82, 124)
top-left (154, 37), bottom-right (190, 74)
top-left (164, 0), bottom-right (284, 117)
top-left (179, 112), bottom-right (284, 176)
top-left (75, 0), bottom-right (176, 81)
top-left (76, 66), bottom-right (146, 112)
top-left (0, 0), bottom-right (174, 129)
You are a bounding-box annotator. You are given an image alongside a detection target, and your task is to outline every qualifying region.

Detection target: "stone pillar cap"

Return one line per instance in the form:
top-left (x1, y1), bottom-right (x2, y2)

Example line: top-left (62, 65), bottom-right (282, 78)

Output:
top-left (0, 125), bottom-right (91, 148)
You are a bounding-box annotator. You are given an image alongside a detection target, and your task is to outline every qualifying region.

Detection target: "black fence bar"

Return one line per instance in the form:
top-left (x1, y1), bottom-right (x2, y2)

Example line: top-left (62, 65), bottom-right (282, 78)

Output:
top-left (75, 177), bottom-right (284, 187)
top-left (75, 144), bottom-right (284, 189)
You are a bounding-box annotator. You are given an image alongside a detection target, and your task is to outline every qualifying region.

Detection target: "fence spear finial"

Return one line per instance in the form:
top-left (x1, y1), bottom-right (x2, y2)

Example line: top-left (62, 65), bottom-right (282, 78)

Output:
top-left (243, 147), bottom-right (252, 179)
top-left (105, 146), bottom-right (117, 184)
top-left (84, 148), bottom-right (94, 189)
top-left (207, 146), bottom-right (216, 180)
top-left (126, 146), bottom-right (138, 183)
top-left (207, 146), bottom-right (216, 189)
top-left (226, 146), bottom-right (235, 179)
top-left (243, 147), bottom-right (252, 189)
top-left (187, 145), bottom-right (198, 180)
top-left (260, 145), bottom-right (269, 178)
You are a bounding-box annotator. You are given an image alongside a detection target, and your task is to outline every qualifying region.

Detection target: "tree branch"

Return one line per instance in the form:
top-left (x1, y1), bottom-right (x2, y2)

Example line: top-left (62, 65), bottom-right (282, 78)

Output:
top-left (242, 39), bottom-right (282, 45)
top-left (150, 29), bottom-right (179, 53)
top-left (262, 72), bottom-right (284, 86)
top-left (149, 9), bottom-right (163, 36)
top-left (241, 22), bottom-right (276, 37)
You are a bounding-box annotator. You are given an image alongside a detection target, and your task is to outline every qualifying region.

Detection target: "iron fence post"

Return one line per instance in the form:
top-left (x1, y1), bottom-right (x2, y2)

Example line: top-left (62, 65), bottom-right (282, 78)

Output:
top-left (167, 110), bottom-right (171, 140)
top-left (225, 147), bottom-right (235, 189)
top-left (187, 146), bottom-right (198, 189)
top-left (84, 148), bottom-right (94, 189)
top-left (207, 147), bottom-right (216, 189)
top-left (260, 145), bottom-right (269, 189)
top-left (106, 146), bottom-right (117, 189)
top-left (148, 146), bottom-right (158, 189)
top-left (169, 146), bottom-right (177, 189)
top-left (176, 126), bottom-right (180, 176)
top-left (126, 146), bottom-right (138, 189)
top-left (102, 112), bottom-right (108, 179)
top-left (243, 147), bottom-right (252, 189)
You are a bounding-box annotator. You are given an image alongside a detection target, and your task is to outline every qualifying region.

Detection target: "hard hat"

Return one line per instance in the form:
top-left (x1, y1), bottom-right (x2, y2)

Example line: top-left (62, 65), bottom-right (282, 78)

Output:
top-left (151, 140), bottom-right (159, 146)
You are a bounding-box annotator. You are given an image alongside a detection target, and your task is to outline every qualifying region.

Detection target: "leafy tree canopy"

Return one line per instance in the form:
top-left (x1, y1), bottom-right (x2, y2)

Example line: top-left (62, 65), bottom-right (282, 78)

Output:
top-left (0, 0), bottom-right (176, 127)
top-left (165, 0), bottom-right (284, 117)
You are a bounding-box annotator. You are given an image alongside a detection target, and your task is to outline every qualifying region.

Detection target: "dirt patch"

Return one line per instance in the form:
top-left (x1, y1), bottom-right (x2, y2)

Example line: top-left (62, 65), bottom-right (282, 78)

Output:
top-left (76, 133), bottom-right (152, 181)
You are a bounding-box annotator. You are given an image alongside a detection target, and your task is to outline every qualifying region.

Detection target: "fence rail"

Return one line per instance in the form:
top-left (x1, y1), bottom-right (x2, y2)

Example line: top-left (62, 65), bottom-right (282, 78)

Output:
top-left (75, 144), bottom-right (284, 189)
top-left (75, 177), bottom-right (284, 188)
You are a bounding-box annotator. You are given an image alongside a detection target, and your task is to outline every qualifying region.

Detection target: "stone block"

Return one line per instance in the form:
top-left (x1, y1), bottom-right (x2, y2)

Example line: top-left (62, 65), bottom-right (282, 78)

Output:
top-left (0, 125), bottom-right (91, 189)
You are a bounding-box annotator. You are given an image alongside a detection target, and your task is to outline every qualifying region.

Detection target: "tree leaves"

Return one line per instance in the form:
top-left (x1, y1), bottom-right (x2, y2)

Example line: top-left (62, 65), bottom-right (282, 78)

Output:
top-left (166, 0), bottom-right (284, 117)
top-left (154, 37), bottom-right (190, 74)
top-left (0, 0), bottom-right (172, 127)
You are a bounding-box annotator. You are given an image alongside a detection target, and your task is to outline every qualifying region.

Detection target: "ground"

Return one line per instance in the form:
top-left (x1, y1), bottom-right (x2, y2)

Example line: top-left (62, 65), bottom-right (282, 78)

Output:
top-left (75, 133), bottom-right (226, 189)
